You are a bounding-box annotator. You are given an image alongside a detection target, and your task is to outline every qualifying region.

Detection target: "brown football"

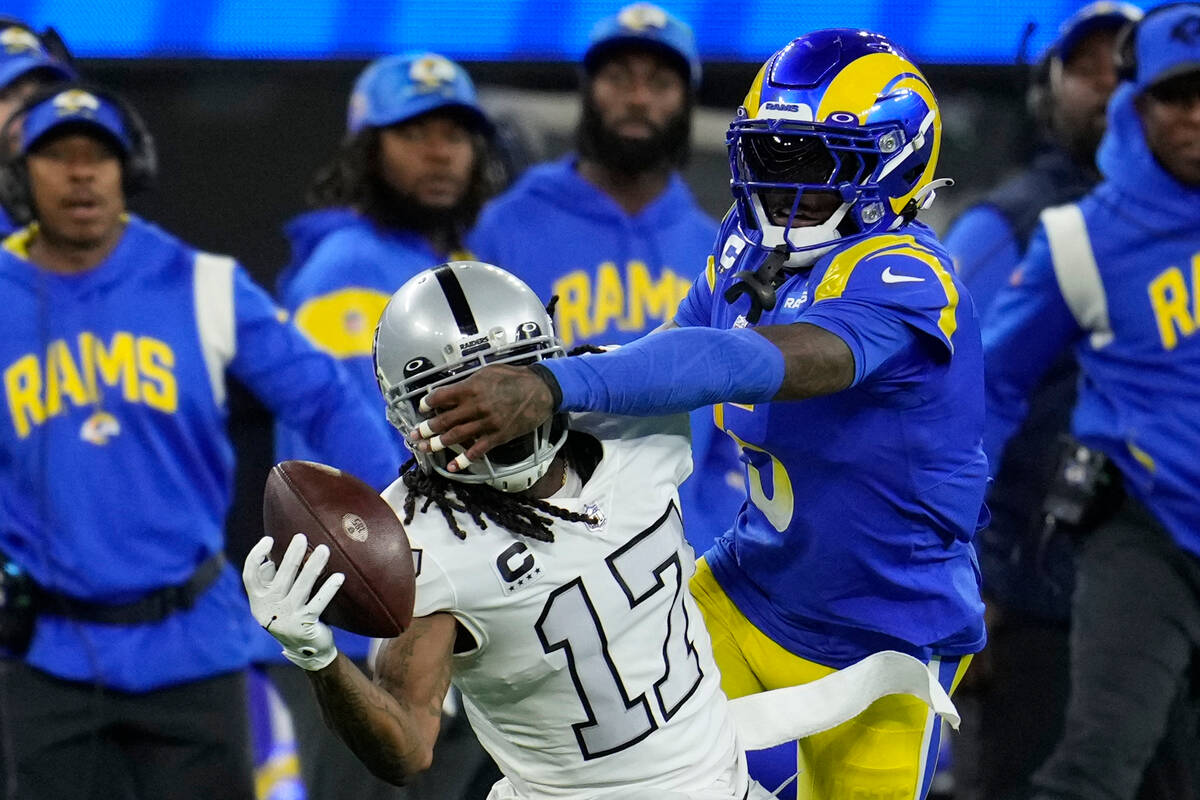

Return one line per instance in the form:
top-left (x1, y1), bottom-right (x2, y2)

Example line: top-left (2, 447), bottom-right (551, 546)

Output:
top-left (263, 460), bottom-right (414, 638)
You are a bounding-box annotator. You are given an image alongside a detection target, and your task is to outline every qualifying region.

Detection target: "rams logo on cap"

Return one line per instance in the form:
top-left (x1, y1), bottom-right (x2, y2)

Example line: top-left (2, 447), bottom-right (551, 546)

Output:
top-left (52, 89), bottom-right (101, 118)
top-left (617, 3), bottom-right (669, 32)
top-left (1, 26), bottom-right (41, 55)
top-left (409, 54), bottom-right (457, 91)
top-left (1172, 13), bottom-right (1200, 45)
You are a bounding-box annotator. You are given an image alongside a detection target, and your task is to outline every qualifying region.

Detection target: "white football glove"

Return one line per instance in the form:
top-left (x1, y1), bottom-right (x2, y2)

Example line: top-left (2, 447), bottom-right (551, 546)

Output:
top-left (242, 533), bottom-right (345, 671)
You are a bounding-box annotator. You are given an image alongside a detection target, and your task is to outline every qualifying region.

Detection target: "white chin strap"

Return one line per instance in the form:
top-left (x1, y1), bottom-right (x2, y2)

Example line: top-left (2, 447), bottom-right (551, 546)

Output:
top-left (750, 193), bottom-right (849, 256)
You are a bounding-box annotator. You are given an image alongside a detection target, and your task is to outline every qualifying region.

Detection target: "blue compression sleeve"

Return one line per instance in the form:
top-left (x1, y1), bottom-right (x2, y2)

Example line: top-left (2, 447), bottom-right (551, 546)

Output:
top-left (542, 326), bottom-right (785, 415)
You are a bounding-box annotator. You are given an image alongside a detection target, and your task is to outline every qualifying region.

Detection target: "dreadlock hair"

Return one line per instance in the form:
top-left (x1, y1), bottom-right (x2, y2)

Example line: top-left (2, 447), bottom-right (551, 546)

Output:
top-left (305, 113), bottom-right (503, 250)
top-left (398, 434), bottom-right (601, 543)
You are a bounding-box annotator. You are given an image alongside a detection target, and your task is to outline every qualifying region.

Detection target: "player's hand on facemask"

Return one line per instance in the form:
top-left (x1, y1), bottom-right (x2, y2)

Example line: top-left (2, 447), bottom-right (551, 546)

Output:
top-left (410, 364), bottom-right (555, 470)
top-left (242, 533), bottom-right (345, 671)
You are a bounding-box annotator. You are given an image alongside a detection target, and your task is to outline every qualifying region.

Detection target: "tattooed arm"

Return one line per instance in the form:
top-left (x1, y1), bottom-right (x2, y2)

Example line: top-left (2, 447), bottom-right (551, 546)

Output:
top-left (306, 613), bottom-right (457, 785)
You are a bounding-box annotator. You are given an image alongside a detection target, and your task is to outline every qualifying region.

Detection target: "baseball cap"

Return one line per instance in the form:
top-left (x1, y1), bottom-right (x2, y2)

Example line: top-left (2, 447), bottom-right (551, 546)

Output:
top-left (1052, 2), bottom-right (1143, 63)
top-left (0, 20), bottom-right (75, 92)
top-left (347, 52), bottom-right (492, 136)
top-left (20, 87), bottom-right (131, 156)
top-left (584, 3), bottom-right (701, 89)
top-left (1127, 3), bottom-right (1200, 90)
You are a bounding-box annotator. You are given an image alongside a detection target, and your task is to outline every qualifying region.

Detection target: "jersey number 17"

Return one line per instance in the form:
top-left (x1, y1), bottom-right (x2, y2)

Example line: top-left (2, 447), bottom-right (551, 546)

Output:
top-left (535, 502), bottom-right (704, 760)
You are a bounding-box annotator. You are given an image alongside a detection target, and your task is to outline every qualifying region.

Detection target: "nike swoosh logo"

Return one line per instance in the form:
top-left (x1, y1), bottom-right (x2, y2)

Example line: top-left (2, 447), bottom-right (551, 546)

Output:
top-left (881, 266), bottom-right (925, 284)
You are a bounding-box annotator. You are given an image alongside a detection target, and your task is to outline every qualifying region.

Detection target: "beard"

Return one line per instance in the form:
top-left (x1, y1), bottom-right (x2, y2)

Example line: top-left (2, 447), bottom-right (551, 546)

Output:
top-left (365, 172), bottom-right (473, 239)
top-left (575, 93), bottom-right (692, 175)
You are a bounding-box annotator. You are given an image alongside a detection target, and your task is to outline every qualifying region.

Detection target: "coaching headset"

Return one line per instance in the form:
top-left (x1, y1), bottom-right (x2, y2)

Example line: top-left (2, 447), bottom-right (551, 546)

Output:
top-left (0, 15), bottom-right (76, 74)
top-left (0, 82), bottom-right (156, 226)
top-left (1026, 2), bottom-right (1142, 129)
top-left (1114, 2), bottom-right (1200, 84)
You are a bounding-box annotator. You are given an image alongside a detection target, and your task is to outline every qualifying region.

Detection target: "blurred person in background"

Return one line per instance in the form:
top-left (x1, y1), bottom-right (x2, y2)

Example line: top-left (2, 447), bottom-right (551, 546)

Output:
top-left (0, 16), bottom-right (75, 235)
top-left (254, 51), bottom-right (503, 800)
top-left (0, 83), bottom-right (396, 800)
top-left (940, 5), bottom-right (1180, 800)
top-left (982, 4), bottom-right (1200, 799)
top-left (468, 2), bottom-right (746, 561)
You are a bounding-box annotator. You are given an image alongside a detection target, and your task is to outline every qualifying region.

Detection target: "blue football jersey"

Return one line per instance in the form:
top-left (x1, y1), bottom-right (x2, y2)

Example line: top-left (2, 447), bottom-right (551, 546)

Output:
top-left (678, 217), bottom-right (988, 667)
top-left (469, 156), bottom-right (746, 553)
top-left (0, 216), bottom-right (396, 690)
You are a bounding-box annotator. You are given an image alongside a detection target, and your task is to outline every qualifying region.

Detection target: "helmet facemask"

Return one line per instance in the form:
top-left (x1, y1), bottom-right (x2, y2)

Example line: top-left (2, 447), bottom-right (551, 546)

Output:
top-left (728, 116), bottom-right (913, 260)
top-left (380, 330), bottom-right (568, 493)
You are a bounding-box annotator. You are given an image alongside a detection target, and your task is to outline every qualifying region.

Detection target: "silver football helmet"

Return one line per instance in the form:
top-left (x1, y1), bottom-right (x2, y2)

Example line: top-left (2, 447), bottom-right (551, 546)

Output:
top-left (374, 261), bottom-right (568, 492)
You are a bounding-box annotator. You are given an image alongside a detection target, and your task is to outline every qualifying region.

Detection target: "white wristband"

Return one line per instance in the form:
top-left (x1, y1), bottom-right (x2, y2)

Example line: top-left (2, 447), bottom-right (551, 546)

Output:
top-left (282, 643), bottom-right (338, 672)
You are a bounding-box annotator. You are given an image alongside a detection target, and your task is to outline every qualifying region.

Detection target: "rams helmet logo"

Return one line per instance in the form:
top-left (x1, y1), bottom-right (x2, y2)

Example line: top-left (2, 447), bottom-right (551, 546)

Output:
top-left (52, 89), bottom-right (101, 118)
top-left (80, 411), bottom-right (120, 446)
top-left (617, 3), bottom-right (669, 32)
top-left (409, 54), bottom-right (457, 91)
top-left (0, 26), bottom-right (41, 56)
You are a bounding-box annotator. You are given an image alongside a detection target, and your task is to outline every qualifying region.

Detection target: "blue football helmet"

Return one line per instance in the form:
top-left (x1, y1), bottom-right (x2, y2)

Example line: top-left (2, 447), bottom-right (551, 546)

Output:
top-left (727, 29), bottom-right (947, 260)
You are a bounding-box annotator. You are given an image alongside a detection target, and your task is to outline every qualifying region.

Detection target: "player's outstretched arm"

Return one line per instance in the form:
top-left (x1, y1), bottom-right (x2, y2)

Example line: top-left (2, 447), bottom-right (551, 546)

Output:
top-left (306, 614), bottom-right (457, 785)
top-left (756, 323), bottom-right (854, 399)
top-left (243, 534), bottom-right (453, 784)
top-left (413, 324), bottom-right (851, 470)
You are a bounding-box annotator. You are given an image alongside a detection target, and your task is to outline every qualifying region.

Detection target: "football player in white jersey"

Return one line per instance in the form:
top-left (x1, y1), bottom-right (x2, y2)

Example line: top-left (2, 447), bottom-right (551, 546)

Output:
top-left (244, 261), bottom-right (767, 800)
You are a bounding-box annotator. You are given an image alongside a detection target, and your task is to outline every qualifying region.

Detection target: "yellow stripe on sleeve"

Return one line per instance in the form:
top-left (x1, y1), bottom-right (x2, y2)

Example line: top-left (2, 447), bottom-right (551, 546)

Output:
top-left (292, 287), bottom-right (392, 358)
top-left (886, 245), bottom-right (960, 348)
top-left (1127, 440), bottom-right (1157, 474)
top-left (812, 235), bottom-right (959, 349)
top-left (705, 255), bottom-right (716, 292)
top-left (813, 234), bottom-right (911, 301)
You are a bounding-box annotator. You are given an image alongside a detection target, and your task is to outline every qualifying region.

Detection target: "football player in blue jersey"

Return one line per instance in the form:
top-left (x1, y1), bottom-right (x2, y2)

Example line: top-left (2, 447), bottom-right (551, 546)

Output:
top-left (258, 51), bottom-right (500, 800)
top-left (468, 2), bottom-right (745, 558)
top-left (982, 6), bottom-right (1200, 799)
top-left (411, 29), bottom-right (985, 800)
top-left (0, 84), bottom-right (397, 800)
top-left (0, 16), bottom-right (75, 234)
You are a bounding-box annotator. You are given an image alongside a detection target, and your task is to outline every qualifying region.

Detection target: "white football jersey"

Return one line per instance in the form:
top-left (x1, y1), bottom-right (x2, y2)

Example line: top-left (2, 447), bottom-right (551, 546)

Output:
top-left (382, 416), bottom-right (751, 800)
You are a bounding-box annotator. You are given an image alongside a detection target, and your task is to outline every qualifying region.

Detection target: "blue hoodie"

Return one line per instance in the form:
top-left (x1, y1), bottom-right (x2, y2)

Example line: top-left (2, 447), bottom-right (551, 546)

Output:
top-left (0, 216), bottom-right (397, 690)
top-left (984, 83), bottom-right (1200, 556)
top-left (0, 204), bottom-right (17, 238)
top-left (255, 209), bottom-right (455, 664)
top-left (469, 156), bottom-right (746, 554)
top-left (274, 208), bottom-right (361, 294)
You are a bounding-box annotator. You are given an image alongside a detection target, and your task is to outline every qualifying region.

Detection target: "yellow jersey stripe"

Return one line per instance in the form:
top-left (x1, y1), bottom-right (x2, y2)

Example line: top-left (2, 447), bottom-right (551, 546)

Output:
top-left (292, 287), bottom-right (392, 358)
top-left (812, 234), bottom-right (959, 348)
top-left (886, 245), bottom-right (959, 347)
top-left (705, 255), bottom-right (717, 292)
top-left (813, 234), bottom-right (914, 301)
top-left (1127, 440), bottom-right (1157, 473)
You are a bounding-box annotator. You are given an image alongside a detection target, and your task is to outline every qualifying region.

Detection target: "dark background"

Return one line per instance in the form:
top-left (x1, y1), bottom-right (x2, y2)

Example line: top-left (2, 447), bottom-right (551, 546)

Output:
top-left (80, 59), bottom-right (1034, 560)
